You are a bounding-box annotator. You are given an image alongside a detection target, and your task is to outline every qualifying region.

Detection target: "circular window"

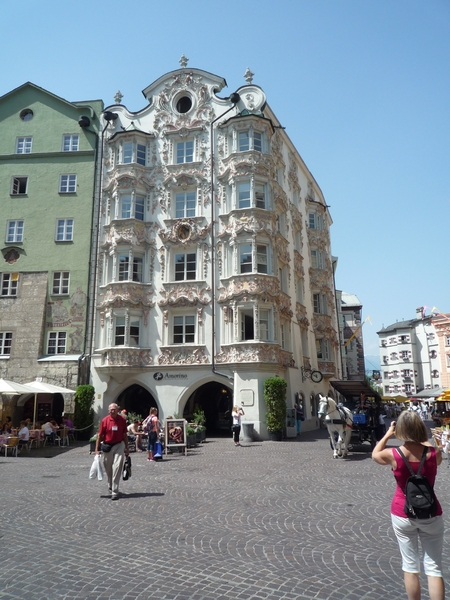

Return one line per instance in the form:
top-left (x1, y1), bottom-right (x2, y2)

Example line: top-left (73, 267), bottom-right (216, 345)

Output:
top-left (20, 109), bottom-right (34, 121)
top-left (176, 95), bottom-right (192, 114)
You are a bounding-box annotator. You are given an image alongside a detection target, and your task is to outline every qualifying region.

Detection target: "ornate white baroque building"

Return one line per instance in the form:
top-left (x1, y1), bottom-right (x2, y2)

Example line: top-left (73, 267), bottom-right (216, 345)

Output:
top-left (90, 61), bottom-right (341, 437)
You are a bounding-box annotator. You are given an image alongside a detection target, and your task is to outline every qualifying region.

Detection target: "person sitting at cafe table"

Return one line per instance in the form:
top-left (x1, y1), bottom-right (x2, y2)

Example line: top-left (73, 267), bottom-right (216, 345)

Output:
top-left (18, 420), bottom-right (30, 451)
top-left (62, 417), bottom-right (74, 433)
top-left (2, 417), bottom-right (12, 434)
top-left (127, 419), bottom-right (144, 451)
top-left (42, 420), bottom-right (58, 445)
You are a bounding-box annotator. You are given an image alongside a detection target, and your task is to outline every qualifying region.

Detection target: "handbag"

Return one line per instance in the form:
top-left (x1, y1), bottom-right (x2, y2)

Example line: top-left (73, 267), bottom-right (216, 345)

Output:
top-left (123, 456), bottom-right (132, 480)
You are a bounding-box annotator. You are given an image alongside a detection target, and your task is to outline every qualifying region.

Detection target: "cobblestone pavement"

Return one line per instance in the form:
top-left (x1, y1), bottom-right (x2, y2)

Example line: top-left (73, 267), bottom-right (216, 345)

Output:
top-left (1, 423), bottom-right (449, 600)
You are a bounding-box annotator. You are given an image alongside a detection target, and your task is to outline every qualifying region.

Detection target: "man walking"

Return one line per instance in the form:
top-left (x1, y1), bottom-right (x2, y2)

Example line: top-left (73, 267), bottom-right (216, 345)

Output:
top-left (95, 403), bottom-right (129, 500)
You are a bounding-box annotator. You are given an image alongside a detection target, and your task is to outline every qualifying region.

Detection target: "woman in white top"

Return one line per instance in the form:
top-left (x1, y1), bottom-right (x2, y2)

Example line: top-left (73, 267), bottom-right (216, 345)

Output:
top-left (231, 404), bottom-right (245, 446)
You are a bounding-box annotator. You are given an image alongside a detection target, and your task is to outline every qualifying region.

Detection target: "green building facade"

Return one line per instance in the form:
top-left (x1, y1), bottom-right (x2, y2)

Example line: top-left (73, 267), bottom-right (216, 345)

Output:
top-left (0, 83), bottom-right (103, 422)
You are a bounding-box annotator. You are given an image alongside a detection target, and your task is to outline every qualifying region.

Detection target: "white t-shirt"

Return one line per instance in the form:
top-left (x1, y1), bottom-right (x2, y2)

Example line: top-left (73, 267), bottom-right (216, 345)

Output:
top-left (19, 426), bottom-right (30, 441)
top-left (232, 410), bottom-right (243, 426)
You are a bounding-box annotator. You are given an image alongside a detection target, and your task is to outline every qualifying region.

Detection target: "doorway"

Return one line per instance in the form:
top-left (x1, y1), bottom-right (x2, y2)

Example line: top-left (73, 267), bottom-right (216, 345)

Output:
top-left (183, 382), bottom-right (233, 435)
top-left (116, 384), bottom-right (156, 420)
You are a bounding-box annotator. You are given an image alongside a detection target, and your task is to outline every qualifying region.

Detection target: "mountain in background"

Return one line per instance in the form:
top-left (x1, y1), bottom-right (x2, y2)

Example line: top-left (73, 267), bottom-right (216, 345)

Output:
top-left (364, 355), bottom-right (381, 372)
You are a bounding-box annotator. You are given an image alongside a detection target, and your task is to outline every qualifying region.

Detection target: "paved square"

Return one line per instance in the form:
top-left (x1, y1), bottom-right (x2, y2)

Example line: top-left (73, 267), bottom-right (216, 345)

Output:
top-left (1, 426), bottom-right (448, 599)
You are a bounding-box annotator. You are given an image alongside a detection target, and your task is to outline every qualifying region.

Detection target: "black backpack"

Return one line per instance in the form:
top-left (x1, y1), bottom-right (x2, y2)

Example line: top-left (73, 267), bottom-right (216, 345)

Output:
top-left (397, 447), bottom-right (438, 519)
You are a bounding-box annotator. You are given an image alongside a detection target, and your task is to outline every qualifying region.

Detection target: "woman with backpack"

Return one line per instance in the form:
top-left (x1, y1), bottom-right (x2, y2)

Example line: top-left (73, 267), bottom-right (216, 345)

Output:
top-left (372, 411), bottom-right (444, 600)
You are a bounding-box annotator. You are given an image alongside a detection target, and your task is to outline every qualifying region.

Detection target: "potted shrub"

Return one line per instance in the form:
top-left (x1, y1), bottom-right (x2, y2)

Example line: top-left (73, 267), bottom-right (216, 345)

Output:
top-left (74, 384), bottom-right (95, 440)
top-left (264, 377), bottom-right (287, 441)
top-left (193, 407), bottom-right (206, 442)
top-left (186, 425), bottom-right (197, 447)
top-left (89, 433), bottom-right (98, 454)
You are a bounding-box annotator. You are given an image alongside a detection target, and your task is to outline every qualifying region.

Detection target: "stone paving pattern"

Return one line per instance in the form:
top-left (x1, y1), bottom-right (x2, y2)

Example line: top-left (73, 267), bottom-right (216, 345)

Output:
top-left (1, 423), bottom-right (449, 600)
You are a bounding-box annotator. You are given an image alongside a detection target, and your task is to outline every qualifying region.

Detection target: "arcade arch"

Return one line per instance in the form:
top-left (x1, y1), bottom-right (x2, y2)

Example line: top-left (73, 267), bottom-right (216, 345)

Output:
top-left (181, 381), bottom-right (233, 435)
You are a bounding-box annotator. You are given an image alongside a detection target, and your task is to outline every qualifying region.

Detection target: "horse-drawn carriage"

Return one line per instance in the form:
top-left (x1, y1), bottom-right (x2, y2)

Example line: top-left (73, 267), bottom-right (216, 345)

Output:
top-left (318, 381), bottom-right (384, 458)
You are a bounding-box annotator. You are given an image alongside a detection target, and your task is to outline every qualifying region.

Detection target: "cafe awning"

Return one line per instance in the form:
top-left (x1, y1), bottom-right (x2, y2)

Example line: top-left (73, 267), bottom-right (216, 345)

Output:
top-left (413, 387), bottom-right (448, 399)
top-left (330, 379), bottom-right (382, 402)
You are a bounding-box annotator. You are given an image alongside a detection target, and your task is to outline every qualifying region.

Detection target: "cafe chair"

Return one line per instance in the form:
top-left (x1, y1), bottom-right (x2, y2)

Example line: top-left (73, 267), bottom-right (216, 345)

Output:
top-left (59, 428), bottom-right (70, 447)
top-left (2, 436), bottom-right (19, 457)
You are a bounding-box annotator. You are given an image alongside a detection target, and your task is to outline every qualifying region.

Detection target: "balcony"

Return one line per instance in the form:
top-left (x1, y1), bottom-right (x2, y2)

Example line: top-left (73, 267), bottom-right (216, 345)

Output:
top-left (159, 282), bottom-right (211, 307)
top-left (99, 347), bottom-right (154, 368)
top-left (158, 345), bottom-right (209, 365)
top-left (217, 274), bottom-right (279, 303)
top-left (98, 281), bottom-right (154, 310)
top-left (216, 343), bottom-right (294, 368)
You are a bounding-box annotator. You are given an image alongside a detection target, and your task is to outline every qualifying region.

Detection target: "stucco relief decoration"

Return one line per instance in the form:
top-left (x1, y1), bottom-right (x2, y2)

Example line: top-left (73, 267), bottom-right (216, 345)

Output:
top-left (307, 228), bottom-right (328, 250)
top-left (274, 234), bottom-right (290, 264)
top-left (217, 275), bottom-right (279, 303)
top-left (218, 212), bottom-right (275, 241)
top-left (107, 349), bottom-right (153, 367)
top-left (103, 221), bottom-right (149, 249)
top-left (312, 314), bottom-right (333, 337)
top-left (309, 268), bottom-right (330, 290)
top-left (273, 187), bottom-right (289, 214)
top-left (290, 204), bottom-right (302, 233)
top-left (318, 361), bottom-right (336, 376)
top-left (239, 85), bottom-right (266, 114)
top-left (216, 344), bottom-right (294, 368)
top-left (197, 307), bottom-right (203, 326)
top-left (159, 247), bottom-right (166, 279)
top-left (158, 347), bottom-right (208, 365)
top-left (154, 184), bottom-right (168, 214)
top-left (216, 242), bottom-right (223, 276)
top-left (202, 243), bottom-right (209, 279)
top-left (153, 72), bottom-right (215, 133)
top-left (288, 154), bottom-right (300, 192)
top-left (293, 252), bottom-right (305, 279)
top-left (278, 292), bottom-right (293, 319)
top-left (158, 283), bottom-right (211, 307)
top-left (98, 283), bottom-right (154, 311)
top-left (159, 219), bottom-right (210, 245)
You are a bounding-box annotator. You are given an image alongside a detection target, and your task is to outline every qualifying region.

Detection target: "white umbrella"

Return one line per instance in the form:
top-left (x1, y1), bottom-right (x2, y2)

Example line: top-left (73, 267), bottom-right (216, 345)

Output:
top-left (24, 380), bottom-right (76, 429)
top-left (0, 378), bottom-right (36, 395)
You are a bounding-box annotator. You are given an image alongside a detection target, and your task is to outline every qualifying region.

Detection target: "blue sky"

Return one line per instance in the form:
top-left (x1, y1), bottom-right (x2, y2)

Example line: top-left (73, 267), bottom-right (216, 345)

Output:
top-left (2, 0), bottom-right (449, 366)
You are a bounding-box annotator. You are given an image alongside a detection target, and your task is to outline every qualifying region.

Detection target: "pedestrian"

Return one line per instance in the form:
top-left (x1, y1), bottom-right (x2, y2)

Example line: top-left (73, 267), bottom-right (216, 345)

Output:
top-left (372, 410), bottom-right (445, 600)
top-left (294, 402), bottom-right (304, 436)
top-left (231, 404), bottom-right (244, 446)
top-left (95, 403), bottom-right (129, 501)
top-left (143, 407), bottom-right (159, 461)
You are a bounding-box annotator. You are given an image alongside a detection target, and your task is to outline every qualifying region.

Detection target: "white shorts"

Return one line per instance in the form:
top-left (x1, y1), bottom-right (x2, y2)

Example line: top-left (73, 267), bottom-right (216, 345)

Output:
top-left (391, 514), bottom-right (444, 576)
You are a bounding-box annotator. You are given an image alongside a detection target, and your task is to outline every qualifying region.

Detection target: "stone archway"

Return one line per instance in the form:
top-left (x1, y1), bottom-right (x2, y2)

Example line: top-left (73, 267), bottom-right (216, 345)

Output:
top-left (183, 381), bottom-right (233, 435)
top-left (116, 384), bottom-right (156, 420)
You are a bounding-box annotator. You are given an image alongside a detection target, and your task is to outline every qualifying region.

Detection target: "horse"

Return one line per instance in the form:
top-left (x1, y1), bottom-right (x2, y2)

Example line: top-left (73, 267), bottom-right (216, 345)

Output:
top-left (318, 394), bottom-right (353, 458)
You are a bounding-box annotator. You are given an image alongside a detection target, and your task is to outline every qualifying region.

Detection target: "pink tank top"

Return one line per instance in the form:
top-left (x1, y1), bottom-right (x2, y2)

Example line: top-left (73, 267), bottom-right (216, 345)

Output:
top-left (390, 446), bottom-right (442, 517)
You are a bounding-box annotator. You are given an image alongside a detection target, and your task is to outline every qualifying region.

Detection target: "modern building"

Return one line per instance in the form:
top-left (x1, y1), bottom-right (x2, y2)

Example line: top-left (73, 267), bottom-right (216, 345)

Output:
top-left (89, 60), bottom-right (342, 437)
top-left (378, 307), bottom-right (450, 398)
top-left (0, 82), bottom-right (103, 422)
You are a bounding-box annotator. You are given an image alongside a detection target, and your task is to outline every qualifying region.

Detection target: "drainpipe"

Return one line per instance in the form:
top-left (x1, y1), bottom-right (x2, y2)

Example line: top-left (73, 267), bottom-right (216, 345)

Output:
top-left (210, 93), bottom-right (240, 381)
top-left (86, 111), bottom-right (118, 380)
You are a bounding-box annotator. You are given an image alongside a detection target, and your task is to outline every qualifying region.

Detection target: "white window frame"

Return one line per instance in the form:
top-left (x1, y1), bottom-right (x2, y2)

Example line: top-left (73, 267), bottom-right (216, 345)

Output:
top-left (52, 271), bottom-right (70, 295)
top-left (11, 176), bottom-right (28, 195)
top-left (237, 180), bottom-right (267, 210)
top-left (114, 314), bottom-right (140, 347)
top-left (316, 338), bottom-right (330, 360)
top-left (175, 252), bottom-right (197, 281)
top-left (62, 134), bottom-right (79, 152)
top-left (47, 331), bottom-right (66, 355)
top-left (239, 306), bottom-right (273, 342)
top-left (120, 194), bottom-right (145, 221)
top-left (120, 141), bottom-right (146, 166)
top-left (118, 254), bottom-right (144, 283)
top-left (172, 314), bottom-right (196, 344)
top-left (239, 243), bottom-right (269, 275)
top-left (308, 212), bottom-right (323, 231)
top-left (313, 293), bottom-right (328, 315)
top-left (1, 273), bottom-right (18, 297)
top-left (6, 220), bottom-right (24, 243)
top-left (59, 174), bottom-right (77, 193)
top-left (176, 140), bottom-right (194, 164)
top-left (175, 191), bottom-right (196, 218)
top-left (0, 332), bottom-right (12, 355)
top-left (16, 137), bottom-right (32, 154)
top-left (237, 130), bottom-right (263, 152)
top-left (311, 249), bottom-right (324, 269)
top-left (56, 219), bottom-right (74, 242)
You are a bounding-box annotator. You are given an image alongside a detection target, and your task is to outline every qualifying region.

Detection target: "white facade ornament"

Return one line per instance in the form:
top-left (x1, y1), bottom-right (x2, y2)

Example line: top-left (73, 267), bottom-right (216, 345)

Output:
top-left (179, 54), bottom-right (189, 68)
top-left (114, 90), bottom-right (123, 104)
top-left (244, 67), bottom-right (254, 84)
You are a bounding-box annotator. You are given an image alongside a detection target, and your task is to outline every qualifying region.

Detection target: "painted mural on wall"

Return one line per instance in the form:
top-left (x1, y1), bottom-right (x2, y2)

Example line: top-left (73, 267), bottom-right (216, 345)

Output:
top-left (46, 287), bottom-right (87, 353)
